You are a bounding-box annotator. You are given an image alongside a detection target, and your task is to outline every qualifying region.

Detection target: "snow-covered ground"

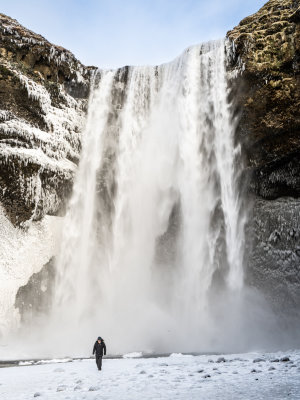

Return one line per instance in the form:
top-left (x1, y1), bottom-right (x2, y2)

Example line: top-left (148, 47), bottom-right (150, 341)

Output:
top-left (1, 350), bottom-right (300, 399)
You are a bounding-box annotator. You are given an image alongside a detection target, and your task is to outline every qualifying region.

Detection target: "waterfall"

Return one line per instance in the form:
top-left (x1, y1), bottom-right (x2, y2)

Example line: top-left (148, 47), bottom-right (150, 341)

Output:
top-left (49, 39), bottom-right (248, 355)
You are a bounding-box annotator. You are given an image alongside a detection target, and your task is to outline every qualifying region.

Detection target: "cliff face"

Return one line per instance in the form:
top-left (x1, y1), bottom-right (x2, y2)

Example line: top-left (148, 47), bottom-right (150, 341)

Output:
top-left (0, 13), bottom-right (96, 226)
top-left (0, 14), bottom-right (96, 335)
top-left (227, 0), bottom-right (300, 313)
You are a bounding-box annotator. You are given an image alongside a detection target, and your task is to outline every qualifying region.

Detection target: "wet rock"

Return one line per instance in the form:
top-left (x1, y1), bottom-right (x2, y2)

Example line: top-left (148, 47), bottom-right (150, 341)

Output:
top-left (280, 356), bottom-right (290, 362)
top-left (89, 386), bottom-right (99, 391)
top-left (203, 374), bottom-right (211, 378)
top-left (251, 369), bottom-right (262, 373)
top-left (271, 359), bottom-right (280, 363)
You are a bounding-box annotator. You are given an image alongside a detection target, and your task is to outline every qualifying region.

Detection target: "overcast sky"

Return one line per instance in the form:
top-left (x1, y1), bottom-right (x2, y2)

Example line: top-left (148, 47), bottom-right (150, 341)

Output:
top-left (1, 0), bottom-right (265, 68)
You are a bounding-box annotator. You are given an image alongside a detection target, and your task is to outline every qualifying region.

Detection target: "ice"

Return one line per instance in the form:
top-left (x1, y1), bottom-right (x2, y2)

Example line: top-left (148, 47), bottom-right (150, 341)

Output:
top-left (0, 350), bottom-right (299, 400)
top-left (37, 358), bottom-right (72, 365)
top-left (169, 353), bottom-right (193, 358)
top-left (123, 352), bottom-right (143, 358)
top-left (18, 361), bottom-right (33, 366)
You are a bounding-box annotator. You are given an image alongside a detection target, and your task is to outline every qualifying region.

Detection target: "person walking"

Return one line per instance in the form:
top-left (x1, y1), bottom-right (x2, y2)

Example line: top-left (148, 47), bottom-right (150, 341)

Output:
top-left (93, 337), bottom-right (106, 371)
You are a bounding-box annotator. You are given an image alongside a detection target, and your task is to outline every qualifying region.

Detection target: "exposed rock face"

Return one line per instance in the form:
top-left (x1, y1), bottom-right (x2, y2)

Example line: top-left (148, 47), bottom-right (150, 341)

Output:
top-left (249, 198), bottom-right (300, 312)
top-left (0, 13), bottom-right (96, 225)
top-left (228, 0), bottom-right (300, 199)
top-left (15, 258), bottom-right (55, 322)
top-left (0, 14), bottom-right (96, 335)
top-left (227, 0), bottom-right (300, 315)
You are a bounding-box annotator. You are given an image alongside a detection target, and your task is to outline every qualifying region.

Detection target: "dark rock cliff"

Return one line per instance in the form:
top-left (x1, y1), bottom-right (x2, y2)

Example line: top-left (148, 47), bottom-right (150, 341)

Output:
top-left (0, 13), bottom-right (96, 225)
top-left (227, 0), bottom-right (300, 314)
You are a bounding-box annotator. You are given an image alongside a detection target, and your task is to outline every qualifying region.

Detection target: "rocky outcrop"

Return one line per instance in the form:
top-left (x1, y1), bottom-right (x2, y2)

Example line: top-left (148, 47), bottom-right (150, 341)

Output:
top-left (0, 14), bottom-right (96, 336)
top-left (227, 0), bottom-right (300, 315)
top-left (228, 0), bottom-right (300, 199)
top-left (248, 198), bottom-right (300, 312)
top-left (0, 13), bottom-right (96, 225)
top-left (15, 258), bottom-right (55, 322)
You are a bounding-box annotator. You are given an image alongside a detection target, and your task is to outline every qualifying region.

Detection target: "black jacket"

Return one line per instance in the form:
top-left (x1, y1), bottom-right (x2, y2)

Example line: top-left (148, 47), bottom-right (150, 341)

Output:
top-left (93, 340), bottom-right (106, 357)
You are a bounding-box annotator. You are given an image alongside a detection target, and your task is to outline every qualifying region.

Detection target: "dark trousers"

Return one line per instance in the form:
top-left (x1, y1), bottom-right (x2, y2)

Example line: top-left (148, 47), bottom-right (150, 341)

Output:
top-left (96, 355), bottom-right (102, 370)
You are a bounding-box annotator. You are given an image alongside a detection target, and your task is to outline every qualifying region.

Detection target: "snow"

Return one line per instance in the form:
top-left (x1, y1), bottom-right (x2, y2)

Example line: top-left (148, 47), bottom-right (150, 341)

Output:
top-left (0, 208), bottom-right (62, 337)
top-left (1, 350), bottom-right (300, 399)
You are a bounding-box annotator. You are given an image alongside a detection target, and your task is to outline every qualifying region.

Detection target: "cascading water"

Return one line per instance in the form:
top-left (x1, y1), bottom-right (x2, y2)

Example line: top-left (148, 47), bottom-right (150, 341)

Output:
top-left (45, 39), bottom-right (252, 356)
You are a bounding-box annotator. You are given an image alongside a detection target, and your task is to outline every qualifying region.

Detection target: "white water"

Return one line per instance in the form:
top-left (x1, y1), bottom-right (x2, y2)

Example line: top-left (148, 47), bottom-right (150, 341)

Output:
top-left (37, 39), bottom-right (257, 357)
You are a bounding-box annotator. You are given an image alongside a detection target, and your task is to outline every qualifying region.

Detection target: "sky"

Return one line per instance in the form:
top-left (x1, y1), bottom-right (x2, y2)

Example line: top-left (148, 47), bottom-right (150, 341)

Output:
top-left (0, 0), bottom-right (266, 69)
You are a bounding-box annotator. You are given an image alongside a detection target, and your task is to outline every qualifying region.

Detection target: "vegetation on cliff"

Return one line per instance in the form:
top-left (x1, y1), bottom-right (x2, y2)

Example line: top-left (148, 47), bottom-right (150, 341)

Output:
top-left (228, 0), bottom-right (300, 199)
